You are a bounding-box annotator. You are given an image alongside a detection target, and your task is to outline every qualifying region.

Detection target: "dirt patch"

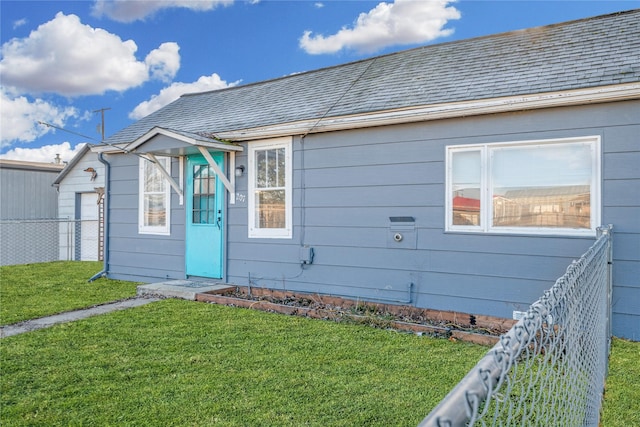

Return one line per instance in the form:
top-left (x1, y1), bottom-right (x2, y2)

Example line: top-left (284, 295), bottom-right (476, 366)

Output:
top-left (198, 287), bottom-right (515, 346)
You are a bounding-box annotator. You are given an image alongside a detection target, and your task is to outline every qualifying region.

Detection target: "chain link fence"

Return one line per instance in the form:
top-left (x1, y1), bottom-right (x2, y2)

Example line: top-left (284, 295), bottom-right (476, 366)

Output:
top-left (420, 225), bottom-right (613, 427)
top-left (0, 218), bottom-right (102, 266)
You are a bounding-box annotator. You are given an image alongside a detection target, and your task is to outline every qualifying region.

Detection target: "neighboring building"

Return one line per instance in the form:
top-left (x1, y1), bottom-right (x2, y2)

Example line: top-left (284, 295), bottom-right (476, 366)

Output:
top-left (0, 158), bottom-right (65, 265)
top-left (0, 158), bottom-right (63, 220)
top-left (94, 11), bottom-right (640, 339)
top-left (53, 144), bottom-right (105, 261)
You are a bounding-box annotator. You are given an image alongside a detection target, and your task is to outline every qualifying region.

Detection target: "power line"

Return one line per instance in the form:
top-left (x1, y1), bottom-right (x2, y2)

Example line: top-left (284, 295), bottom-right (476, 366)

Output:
top-left (38, 112), bottom-right (158, 164)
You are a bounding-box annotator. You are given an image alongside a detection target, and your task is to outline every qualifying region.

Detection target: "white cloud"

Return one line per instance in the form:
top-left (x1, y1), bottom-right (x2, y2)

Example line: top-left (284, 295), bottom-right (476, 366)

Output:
top-left (146, 42), bottom-right (181, 82)
top-left (13, 18), bottom-right (27, 30)
top-left (0, 141), bottom-right (86, 164)
top-left (0, 12), bottom-right (180, 97)
top-left (0, 88), bottom-right (79, 147)
top-left (300, 0), bottom-right (461, 54)
top-left (92, 0), bottom-right (234, 23)
top-left (130, 73), bottom-right (239, 119)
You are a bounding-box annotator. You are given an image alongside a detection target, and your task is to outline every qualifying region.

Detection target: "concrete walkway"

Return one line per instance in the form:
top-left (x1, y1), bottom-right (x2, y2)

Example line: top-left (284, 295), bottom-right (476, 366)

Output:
top-left (0, 297), bottom-right (160, 338)
top-left (1, 280), bottom-right (234, 338)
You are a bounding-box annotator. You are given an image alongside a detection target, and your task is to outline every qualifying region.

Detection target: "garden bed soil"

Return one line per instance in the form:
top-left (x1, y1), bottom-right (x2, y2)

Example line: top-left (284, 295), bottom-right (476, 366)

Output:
top-left (197, 287), bottom-right (516, 346)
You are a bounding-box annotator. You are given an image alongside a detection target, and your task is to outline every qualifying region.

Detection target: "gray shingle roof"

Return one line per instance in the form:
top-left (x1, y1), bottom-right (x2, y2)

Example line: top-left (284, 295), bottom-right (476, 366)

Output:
top-left (106, 9), bottom-right (640, 145)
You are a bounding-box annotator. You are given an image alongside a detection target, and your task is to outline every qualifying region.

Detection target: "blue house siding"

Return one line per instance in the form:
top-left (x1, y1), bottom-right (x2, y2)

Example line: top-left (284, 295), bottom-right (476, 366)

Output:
top-left (97, 11), bottom-right (640, 339)
top-left (106, 154), bottom-right (186, 282)
top-left (100, 99), bottom-right (639, 339)
top-left (222, 100), bottom-right (639, 339)
top-left (602, 122), bottom-right (640, 340)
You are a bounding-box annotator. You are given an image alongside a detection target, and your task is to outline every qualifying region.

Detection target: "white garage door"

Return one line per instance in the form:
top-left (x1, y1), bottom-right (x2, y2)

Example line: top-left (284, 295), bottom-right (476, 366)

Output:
top-left (80, 193), bottom-right (99, 261)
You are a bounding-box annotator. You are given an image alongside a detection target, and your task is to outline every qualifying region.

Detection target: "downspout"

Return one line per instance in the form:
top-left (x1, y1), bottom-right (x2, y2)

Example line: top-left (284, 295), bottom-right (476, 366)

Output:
top-left (88, 152), bottom-right (110, 282)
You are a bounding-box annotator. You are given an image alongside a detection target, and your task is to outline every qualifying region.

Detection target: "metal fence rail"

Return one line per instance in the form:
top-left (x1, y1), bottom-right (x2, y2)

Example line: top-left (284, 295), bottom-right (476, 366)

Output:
top-left (0, 218), bottom-right (102, 266)
top-left (420, 225), bottom-right (613, 427)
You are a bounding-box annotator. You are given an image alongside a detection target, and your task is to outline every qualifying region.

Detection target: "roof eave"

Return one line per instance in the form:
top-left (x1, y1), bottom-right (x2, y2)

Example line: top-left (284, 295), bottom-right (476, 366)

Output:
top-left (90, 127), bottom-right (244, 155)
top-left (214, 82), bottom-right (640, 141)
top-left (127, 126), bottom-right (243, 153)
top-left (90, 143), bottom-right (128, 154)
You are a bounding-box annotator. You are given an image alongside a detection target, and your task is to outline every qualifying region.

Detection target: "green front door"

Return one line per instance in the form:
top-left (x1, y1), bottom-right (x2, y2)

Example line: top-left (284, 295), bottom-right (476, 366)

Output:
top-left (185, 153), bottom-right (224, 278)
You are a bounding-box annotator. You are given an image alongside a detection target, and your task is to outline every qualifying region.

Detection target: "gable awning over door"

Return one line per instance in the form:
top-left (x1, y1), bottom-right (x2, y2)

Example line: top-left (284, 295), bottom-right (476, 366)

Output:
top-left (126, 127), bottom-right (243, 204)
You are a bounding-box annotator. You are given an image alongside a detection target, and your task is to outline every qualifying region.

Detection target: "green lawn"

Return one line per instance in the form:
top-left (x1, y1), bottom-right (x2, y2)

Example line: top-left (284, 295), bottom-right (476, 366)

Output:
top-left (1, 299), bottom-right (488, 426)
top-left (601, 337), bottom-right (640, 426)
top-left (1, 262), bottom-right (638, 426)
top-left (0, 261), bottom-right (139, 324)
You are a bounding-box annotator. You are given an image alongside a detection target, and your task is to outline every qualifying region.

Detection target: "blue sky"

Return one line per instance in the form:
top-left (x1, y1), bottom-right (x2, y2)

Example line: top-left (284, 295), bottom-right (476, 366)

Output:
top-left (1, 0), bottom-right (637, 162)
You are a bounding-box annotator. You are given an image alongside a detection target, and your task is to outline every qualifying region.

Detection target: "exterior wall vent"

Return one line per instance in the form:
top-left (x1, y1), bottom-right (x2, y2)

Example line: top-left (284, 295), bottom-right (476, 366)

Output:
top-left (388, 216), bottom-right (417, 249)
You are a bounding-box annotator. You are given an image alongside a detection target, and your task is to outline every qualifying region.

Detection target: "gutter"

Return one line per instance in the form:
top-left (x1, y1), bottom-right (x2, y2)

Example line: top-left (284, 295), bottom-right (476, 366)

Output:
top-left (88, 152), bottom-right (110, 282)
top-left (214, 83), bottom-right (640, 141)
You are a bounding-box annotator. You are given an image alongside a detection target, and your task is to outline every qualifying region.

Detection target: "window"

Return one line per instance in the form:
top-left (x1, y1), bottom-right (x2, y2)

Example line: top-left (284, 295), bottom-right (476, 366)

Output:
top-left (192, 164), bottom-right (216, 224)
top-left (139, 156), bottom-right (171, 235)
top-left (446, 136), bottom-right (600, 235)
top-left (248, 137), bottom-right (292, 238)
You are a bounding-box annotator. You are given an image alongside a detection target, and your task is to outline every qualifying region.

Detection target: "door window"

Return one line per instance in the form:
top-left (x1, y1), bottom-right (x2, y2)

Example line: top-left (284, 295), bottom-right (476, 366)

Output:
top-left (192, 164), bottom-right (216, 224)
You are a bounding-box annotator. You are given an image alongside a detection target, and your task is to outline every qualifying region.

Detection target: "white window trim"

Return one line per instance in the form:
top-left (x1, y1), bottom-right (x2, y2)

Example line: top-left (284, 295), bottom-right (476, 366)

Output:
top-left (248, 137), bottom-right (293, 239)
top-left (138, 156), bottom-right (171, 235)
top-left (445, 136), bottom-right (601, 236)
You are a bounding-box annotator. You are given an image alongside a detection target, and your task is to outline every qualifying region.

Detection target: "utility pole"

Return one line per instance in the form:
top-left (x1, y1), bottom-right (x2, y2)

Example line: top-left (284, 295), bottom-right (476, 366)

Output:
top-left (93, 107), bottom-right (111, 141)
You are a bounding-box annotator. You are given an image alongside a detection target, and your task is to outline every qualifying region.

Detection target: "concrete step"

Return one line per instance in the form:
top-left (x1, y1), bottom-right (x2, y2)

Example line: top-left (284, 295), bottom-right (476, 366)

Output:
top-left (137, 280), bottom-right (234, 301)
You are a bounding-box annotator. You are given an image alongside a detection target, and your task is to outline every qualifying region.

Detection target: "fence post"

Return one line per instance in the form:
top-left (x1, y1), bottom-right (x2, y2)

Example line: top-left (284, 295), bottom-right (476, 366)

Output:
top-left (597, 225), bottom-right (613, 369)
top-left (66, 218), bottom-right (73, 261)
top-left (606, 225), bottom-right (613, 355)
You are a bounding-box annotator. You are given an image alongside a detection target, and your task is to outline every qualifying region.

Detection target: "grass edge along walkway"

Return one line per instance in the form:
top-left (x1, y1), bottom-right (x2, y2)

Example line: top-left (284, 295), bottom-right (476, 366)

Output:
top-left (0, 297), bottom-right (159, 338)
top-left (0, 261), bottom-right (140, 325)
top-left (0, 299), bottom-right (488, 426)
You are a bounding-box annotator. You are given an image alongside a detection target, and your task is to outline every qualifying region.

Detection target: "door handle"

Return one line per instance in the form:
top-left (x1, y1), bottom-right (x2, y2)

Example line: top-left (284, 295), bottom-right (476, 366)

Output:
top-left (216, 210), bottom-right (222, 229)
